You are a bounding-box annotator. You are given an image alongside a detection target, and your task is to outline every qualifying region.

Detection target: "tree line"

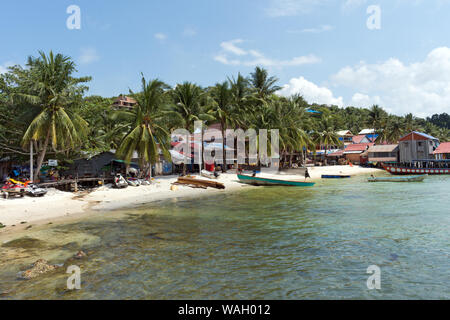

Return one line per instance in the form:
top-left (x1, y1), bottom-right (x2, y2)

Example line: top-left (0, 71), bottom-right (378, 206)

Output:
top-left (0, 51), bottom-right (449, 177)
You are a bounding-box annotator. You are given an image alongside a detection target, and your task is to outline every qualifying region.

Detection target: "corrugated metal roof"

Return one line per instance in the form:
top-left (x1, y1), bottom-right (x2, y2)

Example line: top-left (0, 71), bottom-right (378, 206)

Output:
top-left (344, 143), bottom-right (373, 153)
top-left (367, 144), bottom-right (399, 153)
top-left (399, 131), bottom-right (439, 141)
top-left (359, 129), bottom-right (375, 134)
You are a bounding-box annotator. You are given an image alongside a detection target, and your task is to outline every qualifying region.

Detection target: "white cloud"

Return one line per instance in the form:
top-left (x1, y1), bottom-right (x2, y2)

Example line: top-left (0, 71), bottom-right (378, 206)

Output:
top-left (154, 33), bottom-right (167, 40)
top-left (288, 25), bottom-right (334, 34)
top-left (220, 39), bottom-right (247, 56)
top-left (350, 93), bottom-right (382, 107)
top-left (183, 27), bottom-right (197, 37)
top-left (79, 48), bottom-right (100, 65)
top-left (266, 0), bottom-right (328, 17)
top-left (331, 47), bottom-right (450, 116)
top-left (0, 64), bottom-right (10, 74)
top-left (214, 39), bottom-right (320, 68)
top-left (279, 76), bottom-right (344, 107)
top-left (342, 0), bottom-right (367, 11)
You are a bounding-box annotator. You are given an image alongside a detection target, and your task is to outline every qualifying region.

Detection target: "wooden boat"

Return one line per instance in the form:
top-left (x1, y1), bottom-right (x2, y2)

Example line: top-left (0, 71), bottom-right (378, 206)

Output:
top-left (174, 176), bottom-right (225, 189)
top-left (200, 170), bottom-right (219, 179)
top-left (321, 175), bottom-right (351, 179)
top-left (237, 174), bottom-right (315, 187)
top-left (382, 162), bottom-right (450, 175)
top-left (367, 175), bottom-right (427, 182)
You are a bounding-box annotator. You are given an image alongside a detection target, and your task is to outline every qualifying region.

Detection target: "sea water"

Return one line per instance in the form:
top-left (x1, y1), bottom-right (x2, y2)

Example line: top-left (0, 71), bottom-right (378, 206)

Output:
top-left (0, 174), bottom-right (448, 299)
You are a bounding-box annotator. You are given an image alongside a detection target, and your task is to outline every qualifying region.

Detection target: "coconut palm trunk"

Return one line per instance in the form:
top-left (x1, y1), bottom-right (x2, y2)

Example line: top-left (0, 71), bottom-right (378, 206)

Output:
top-left (34, 128), bottom-right (51, 179)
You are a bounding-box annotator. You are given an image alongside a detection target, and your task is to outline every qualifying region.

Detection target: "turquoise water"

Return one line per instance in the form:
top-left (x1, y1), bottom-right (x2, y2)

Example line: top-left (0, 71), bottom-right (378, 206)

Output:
top-left (0, 174), bottom-right (449, 299)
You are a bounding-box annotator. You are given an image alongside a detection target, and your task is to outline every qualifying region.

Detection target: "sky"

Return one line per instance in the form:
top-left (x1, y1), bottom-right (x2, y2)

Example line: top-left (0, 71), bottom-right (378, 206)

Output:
top-left (1, 0), bottom-right (450, 117)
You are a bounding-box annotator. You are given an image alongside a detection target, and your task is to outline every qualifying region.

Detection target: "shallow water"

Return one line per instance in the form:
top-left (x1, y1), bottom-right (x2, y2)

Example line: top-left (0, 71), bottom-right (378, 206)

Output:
top-left (0, 174), bottom-right (449, 299)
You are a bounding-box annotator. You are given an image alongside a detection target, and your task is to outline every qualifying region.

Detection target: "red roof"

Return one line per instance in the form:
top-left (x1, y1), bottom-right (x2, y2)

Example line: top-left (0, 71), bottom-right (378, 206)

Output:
top-left (344, 143), bottom-right (374, 152)
top-left (434, 142), bottom-right (450, 154)
top-left (327, 150), bottom-right (344, 157)
top-left (352, 135), bottom-right (366, 144)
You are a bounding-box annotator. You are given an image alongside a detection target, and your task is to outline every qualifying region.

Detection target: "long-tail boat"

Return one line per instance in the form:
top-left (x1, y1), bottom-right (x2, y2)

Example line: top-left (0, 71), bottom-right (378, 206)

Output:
top-left (321, 175), bottom-right (351, 179)
top-left (237, 174), bottom-right (315, 187)
top-left (368, 175), bottom-right (427, 182)
top-left (382, 160), bottom-right (450, 175)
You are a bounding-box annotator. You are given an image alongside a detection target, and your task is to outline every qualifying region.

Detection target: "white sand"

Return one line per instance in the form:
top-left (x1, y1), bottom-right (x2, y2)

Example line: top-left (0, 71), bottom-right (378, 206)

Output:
top-left (0, 165), bottom-right (381, 228)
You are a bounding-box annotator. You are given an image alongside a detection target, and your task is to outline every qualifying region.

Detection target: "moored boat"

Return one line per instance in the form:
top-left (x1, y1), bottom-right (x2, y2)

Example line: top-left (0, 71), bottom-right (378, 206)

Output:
top-left (368, 175), bottom-right (427, 182)
top-left (382, 161), bottom-right (450, 175)
top-left (237, 174), bottom-right (315, 187)
top-left (321, 175), bottom-right (351, 179)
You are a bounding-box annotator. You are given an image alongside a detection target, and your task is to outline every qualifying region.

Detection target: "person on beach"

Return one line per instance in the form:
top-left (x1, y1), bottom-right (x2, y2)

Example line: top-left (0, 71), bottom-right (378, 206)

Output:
top-left (304, 168), bottom-right (310, 181)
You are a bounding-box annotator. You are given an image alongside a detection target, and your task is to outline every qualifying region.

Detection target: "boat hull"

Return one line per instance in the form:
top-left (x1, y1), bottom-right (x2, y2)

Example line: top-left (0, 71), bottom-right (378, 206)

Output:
top-left (321, 175), bottom-right (351, 179)
top-left (237, 174), bottom-right (315, 187)
top-left (382, 164), bottom-right (450, 175)
top-left (368, 175), bottom-right (427, 182)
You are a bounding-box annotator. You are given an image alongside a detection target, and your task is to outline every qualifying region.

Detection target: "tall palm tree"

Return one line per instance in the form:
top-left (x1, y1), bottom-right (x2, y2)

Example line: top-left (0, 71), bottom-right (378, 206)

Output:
top-left (208, 81), bottom-right (235, 172)
top-left (386, 118), bottom-right (404, 143)
top-left (228, 73), bottom-right (250, 128)
top-left (170, 82), bottom-right (210, 175)
top-left (404, 113), bottom-right (417, 132)
top-left (313, 115), bottom-right (342, 164)
top-left (248, 66), bottom-right (281, 100)
top-left (18, 51), bottom-right (91, 178)
top-left (368, 105), bottom-right (387, 130)
top-left (116, 75), bottom-right (171, 178)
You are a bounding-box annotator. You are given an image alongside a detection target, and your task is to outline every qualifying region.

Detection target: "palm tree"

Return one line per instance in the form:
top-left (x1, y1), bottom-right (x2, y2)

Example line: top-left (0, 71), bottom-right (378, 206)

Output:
top-left (228, 73), bottom-right (250, 128)
top-left (313, 115), bottom-right (342, 164)
top-left (386, 117), bottom-right (404, 143)
top-left (368, 105), bottom-right (387, 130)
top-left (208, 81), bottom-right (235, 172)
top-left (248, 67), bottom-right (281, 100)
top-left (404, 113), bottom-right (417, 132)
top-left (170, 82), bottom-right (210, 175)
top-left (18, 51), bottom-right (91, 178)
top-left (116, 75), bottom-right (171, 178)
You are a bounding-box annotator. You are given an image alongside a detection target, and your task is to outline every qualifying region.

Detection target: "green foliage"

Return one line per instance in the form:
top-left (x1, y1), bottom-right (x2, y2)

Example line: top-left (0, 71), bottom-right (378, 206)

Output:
top-left (1, 56), bottom-right (449, 174)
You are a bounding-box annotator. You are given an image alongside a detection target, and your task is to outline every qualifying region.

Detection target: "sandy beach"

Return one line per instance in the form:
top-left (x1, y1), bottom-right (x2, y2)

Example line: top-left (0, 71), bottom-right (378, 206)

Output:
top-left (0, 166), bottom-right (381, 229)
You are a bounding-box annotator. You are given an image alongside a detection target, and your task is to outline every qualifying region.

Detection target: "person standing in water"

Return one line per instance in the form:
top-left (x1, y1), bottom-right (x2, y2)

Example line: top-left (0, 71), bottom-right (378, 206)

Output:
top-left (304, 168), bottom-right (310, 181)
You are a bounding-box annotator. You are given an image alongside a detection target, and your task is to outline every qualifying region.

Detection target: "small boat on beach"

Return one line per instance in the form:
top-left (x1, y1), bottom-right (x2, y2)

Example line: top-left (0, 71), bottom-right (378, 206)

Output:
top-left (237, 174), bottom-right (315, 187)
top-left (321, 175), bottom-right (351, 179)
top-left (367, 175), bottom-right (427, 182)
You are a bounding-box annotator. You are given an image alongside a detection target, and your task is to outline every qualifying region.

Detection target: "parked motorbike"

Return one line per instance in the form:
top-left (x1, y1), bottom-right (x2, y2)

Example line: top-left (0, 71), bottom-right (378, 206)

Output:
top-left (113, 174), bottom-right (128, 189)
top-left (26, 183), bottom-right (48, 197)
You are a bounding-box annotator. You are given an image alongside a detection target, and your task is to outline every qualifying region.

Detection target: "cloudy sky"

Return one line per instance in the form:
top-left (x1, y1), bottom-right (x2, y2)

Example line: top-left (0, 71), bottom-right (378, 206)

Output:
top-left (1, 0), bottom-right (450, 116)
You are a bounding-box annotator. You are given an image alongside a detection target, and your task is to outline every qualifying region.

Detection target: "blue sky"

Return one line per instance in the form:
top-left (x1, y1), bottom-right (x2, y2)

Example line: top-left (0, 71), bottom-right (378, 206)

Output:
top-left (1, 0), bottom-right (450, 116)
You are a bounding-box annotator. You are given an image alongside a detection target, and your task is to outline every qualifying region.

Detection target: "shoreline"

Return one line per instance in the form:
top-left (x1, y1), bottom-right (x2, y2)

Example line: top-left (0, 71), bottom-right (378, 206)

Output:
top-left (0, 166), bottom-right (382, 232)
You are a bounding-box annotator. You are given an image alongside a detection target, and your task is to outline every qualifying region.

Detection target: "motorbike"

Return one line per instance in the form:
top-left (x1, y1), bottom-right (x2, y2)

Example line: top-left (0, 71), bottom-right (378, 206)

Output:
top-left (113, 174), bottom-right (128, 189)
top-left (26, 183), bottom-right (48, 197)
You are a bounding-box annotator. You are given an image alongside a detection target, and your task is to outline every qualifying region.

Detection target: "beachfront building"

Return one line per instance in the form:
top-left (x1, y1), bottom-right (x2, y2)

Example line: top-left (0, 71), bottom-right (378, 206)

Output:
top-left (112, 95), bottom-right (137, 110)
top-left (336, 130), bottom-right (354, 146)
top-left (367, 144), bottom-right (399, 164)
top-left (433, 142), bottom-right (450, 160)
top-left (398, 132), bottom-right (440, 162)
top-left (343, 143), bottom-right (373, 165)
top-left (352, 133), bottom-right (378, 144)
